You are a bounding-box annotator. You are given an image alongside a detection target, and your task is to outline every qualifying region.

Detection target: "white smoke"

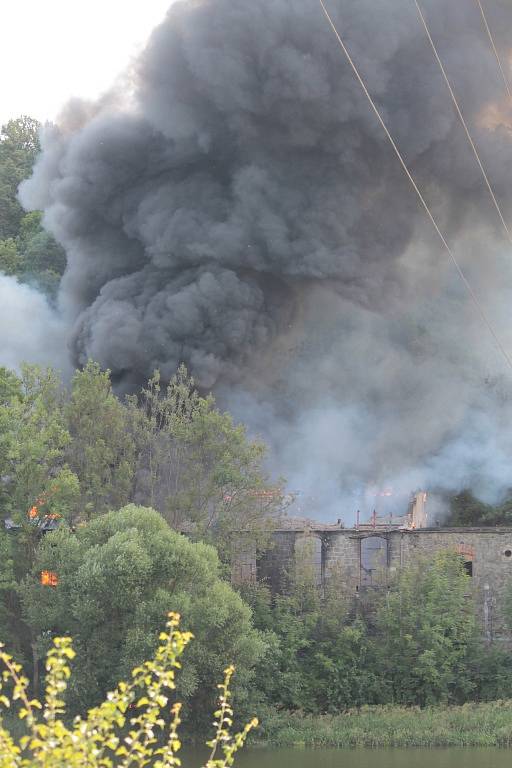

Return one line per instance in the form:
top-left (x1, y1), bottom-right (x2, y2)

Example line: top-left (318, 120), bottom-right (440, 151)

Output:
top-left (0, 274), bottom-right (70, 375)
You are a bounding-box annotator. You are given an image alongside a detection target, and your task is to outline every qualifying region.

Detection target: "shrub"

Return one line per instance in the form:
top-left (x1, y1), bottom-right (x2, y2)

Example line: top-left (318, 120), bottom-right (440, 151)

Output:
top-left (0, 612), bottom-right (257, 767)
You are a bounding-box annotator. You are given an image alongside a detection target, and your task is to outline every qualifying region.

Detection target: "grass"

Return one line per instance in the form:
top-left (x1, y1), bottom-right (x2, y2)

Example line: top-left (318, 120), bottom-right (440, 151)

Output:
top-left (257, 701), bottom-right (512, 747)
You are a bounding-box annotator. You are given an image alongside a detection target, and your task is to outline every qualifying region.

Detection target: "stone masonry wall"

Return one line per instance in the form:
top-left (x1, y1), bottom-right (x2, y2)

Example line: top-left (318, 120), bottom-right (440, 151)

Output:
top-left (235, 527), bottom-right (512, 643)
top-left (392, 529), bottom-right (512, 642)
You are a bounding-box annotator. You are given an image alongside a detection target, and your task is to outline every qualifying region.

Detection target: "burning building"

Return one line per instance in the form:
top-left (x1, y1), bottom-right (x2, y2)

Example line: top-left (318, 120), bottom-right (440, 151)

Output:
top-left (356, 490), bottom-right (429, 530)
top-left (233, 489), bottom-right (512, 644)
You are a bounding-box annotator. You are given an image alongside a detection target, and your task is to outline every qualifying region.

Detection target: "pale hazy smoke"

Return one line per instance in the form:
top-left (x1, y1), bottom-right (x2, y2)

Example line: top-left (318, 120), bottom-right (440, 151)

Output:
top-left (0, 274), bottom-right (69, 374)
top-left (19, 0), bottom-right (512, 517)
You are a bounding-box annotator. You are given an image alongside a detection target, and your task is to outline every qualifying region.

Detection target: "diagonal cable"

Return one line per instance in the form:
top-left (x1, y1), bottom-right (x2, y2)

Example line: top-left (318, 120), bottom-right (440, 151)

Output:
top-left (317, 0), bottom-right (512, 372)
top-left (415, 0), bottom-right (512, 246)
top-left (476, 0), bottom-right (512, 100)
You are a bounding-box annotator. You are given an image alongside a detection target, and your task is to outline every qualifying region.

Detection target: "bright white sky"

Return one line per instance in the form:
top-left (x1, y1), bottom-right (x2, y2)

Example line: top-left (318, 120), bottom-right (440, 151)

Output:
top-left (0, 0), bottom-right (173, 128)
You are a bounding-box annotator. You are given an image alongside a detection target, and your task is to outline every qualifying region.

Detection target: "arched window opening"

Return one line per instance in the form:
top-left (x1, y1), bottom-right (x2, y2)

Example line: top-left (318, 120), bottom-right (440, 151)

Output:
top-left (295, 534), bottom-right (323, 587)
top-left (360, 536), bottom-right (388, 587)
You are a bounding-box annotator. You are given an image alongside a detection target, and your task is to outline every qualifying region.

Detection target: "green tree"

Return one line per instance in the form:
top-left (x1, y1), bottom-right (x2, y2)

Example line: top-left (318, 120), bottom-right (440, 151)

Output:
top-left (17, 210), bottom-right (66, 296)
top-left (0, 238), bottom-right (21, 275)
top-left (0, 613), bottom-right (257, 768)
top-left (242, 573), bottom-right (381, 714)
top-left (5, 365), bottom-right (73, 526)
top-left (445, 490), bottom-right (494, 526)
top-left (467, 642), bottom-right (512, 701)
top-left (129, 366), bottom-right (281, 559)
top-left (0, 366), bottom-right (79, 671)
top-left (18, 211), bottom-right (66, 273)
top-left (443, 490), bottom-right (512, 527)
top-left (0, 367), bottom-right (22, 509)
top-left (65, 361), bottom-right (135, 520)
top-left (0, 369), bottom-right (24, 657)
top-left (1, 116), bottom-right (40, 155)
top-left (375, 551), bottom-right (476, 705)
top-left (20, 505), bottom-right (266, 723)
top-left (0, 117), bottom-right (40, 240)
top-left (0, 117), bottom-right (66, 295)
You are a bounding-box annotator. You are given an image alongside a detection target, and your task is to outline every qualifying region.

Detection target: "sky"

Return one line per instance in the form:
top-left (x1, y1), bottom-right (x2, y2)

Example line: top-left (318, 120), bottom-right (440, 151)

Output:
top-left (0, 0), bottom-right (172, 128)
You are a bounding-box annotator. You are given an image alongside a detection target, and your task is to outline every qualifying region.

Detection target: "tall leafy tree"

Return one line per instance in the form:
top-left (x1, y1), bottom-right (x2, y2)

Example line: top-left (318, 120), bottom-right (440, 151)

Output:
top-left (0, 364), bottom-right (79, 671)
top-left (0, 117), bottom-right (40, 240)
top-left (243, 566), bottom-right (381, 714)
top-left (20, 505), bottom-right (266, 722)
top-left (17, 210), bottom-right (66, 296)
top-left (445, 490), bottom-right (494, 526)
top-left (375, 551), bottom-right (476, 705)
top-left (129, 365), bottom-right (281, 558)
top-left (0, 238), bottom-right (21, 275)
top-left (66, 361), bottom-right (135, 520)
top-left (0, 116), bottom-right (66, 296)
top-left (0, 369), bottom-right (23, 657)
top-left (4, 365), bottom-right (78, 528)
top-left (0, 367), bottom-right (22, 509)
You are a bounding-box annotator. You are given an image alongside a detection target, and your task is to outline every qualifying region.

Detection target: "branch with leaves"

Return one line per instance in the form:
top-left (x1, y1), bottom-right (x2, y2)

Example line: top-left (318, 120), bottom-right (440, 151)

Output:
top-left (0, 612), bottom-right (257, 768)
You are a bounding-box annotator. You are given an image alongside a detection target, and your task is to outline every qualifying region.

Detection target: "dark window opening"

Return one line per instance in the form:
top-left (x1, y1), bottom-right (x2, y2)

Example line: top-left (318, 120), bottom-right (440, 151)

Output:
top-left (463, 561), bottom-right (473, 577)
top-left (360, 536), bottom-right (388, 586)
top-left (505, 549), bottom-right (512, 558)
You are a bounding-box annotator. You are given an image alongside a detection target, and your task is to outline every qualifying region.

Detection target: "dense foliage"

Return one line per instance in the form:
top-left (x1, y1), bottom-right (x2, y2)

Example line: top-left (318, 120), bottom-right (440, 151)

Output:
top-left (0, 116), bottom-right (66, 297)
top-left (20, 506), bottom-right (265, 723)
top-left (0, 362), bottom-right (277, 721)
top-left (0, 361), bottom-right (278, 549)
top-left (244, 550), bottom-right (512, 716)
top-left (0, 612), bottom-right (258, 767)
top-left (444, 489), bottom-right (512, 527)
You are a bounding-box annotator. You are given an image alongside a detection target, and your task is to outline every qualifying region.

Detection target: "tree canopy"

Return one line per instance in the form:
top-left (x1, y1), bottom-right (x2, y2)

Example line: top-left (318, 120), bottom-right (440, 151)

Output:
top-left (129, 366), bottom-right (280, 558)
top-left (444, 490), bottom-right (512, 527)
top-left (0, 116), bottom-right (66, 296)
top-left (375, 551), bottom-right (476, 705)
top-left (20, 506), bottom-right (265, 722)
top-left (0, 361), bottom-right (278, 717)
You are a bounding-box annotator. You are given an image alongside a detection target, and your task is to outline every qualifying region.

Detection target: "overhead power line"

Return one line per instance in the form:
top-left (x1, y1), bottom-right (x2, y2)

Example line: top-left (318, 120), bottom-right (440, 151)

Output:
top-left (317, 0), bottom-right (512, 372)
top-left (476, 0), bottom-right (512, 100)
top-left (415, 0), bottom-right (512, 246)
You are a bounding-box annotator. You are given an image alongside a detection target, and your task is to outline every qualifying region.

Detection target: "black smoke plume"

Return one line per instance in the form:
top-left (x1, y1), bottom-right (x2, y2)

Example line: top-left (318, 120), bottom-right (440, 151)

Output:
top-left (19, 0), bottom-right (512, 517)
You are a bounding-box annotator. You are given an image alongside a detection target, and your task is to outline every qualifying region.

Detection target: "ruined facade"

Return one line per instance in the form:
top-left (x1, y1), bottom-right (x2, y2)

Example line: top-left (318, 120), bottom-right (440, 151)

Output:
top-left (233, 524), bottom-right (512, 643)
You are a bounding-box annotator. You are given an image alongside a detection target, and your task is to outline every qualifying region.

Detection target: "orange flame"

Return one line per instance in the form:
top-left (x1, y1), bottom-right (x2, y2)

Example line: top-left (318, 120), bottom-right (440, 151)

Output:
top-left (40, 570), bottom-right (59, 587)
top-left (27, 484), bottom-right (62, 520)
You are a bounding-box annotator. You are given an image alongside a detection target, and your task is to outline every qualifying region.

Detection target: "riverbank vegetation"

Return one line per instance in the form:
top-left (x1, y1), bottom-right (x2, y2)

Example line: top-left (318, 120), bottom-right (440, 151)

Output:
top-left (257, 700), bottom-right (512, 747)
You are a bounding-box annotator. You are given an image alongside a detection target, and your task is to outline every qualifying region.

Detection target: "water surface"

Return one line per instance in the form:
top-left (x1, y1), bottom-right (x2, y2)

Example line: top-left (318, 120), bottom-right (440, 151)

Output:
top-left (183, 747), bottom-right (510, 768)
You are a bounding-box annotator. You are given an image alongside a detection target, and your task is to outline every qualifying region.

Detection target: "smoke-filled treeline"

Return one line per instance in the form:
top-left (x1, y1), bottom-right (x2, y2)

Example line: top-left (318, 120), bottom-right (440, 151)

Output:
top-left (0, 361), bottom-right (279, 552)
top-left (0, 117), bottom-right (68, 369)
top-left (7, 0), bottom-right (512, 516)
top-left (0, 117), bottom-right (66, 296)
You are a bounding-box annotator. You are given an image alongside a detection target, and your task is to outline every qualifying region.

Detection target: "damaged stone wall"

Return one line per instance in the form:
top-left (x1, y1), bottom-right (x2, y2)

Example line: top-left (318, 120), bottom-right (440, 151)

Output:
top-left (233, 527), bottom-right (512, 643)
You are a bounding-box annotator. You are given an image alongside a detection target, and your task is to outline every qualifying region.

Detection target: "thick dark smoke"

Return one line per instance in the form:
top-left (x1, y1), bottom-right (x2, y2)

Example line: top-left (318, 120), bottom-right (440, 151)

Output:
top-left (19, 0), bottom-right (512, 518)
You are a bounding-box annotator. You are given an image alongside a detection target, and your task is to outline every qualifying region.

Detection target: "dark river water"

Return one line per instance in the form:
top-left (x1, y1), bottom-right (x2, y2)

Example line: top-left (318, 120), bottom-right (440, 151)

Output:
top-left (182, 747), bottom-right (510, 768)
